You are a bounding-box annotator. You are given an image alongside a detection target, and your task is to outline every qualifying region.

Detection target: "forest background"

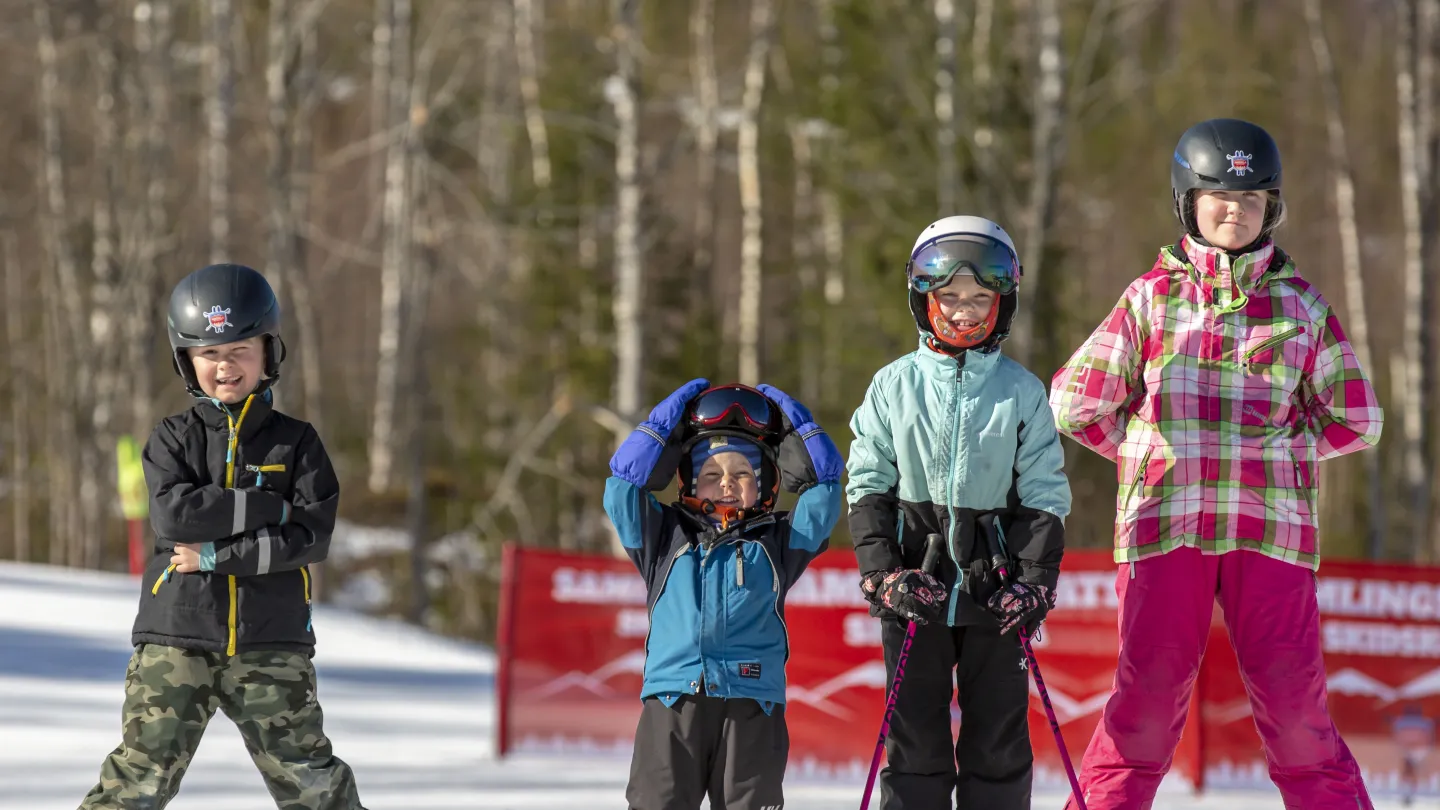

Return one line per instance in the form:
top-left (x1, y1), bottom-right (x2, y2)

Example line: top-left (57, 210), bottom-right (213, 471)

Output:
top-left (0, 0), bottom-right (1436, 642)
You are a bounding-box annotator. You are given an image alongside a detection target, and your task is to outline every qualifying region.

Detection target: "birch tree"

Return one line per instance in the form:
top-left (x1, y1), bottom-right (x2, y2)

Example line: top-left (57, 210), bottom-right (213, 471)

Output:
top-left (608, 0), bottom-right (643, 427)
top-left (369, 0), bottom-right (415, 494)
top-left (129, 0), bottom-right (173, 439)
top-left (290, 6), bottom-right (325, 432)
top-left (736, 0), bottom-right (774, 385)
top-left (1396, 0), bottom-right (1432, 558)
top-left (477, 0), bottom-right (518, 431)
top-left (35, 0), bottom-right (91, 567)
top-left (5, 232), bottom-right (28, 562)
top-left (87, 0), bottom-right (125, 570)
top-left (970, 0), bottom-right (996, 188)
top-left (266, 0), bottom-right (295, 416)
top-left (935, 0), bottom-right (958, 214)
top-left (1304, 0), bottom-right (1386, 557)
top-left (514, 0), bottom-right (552, 190)
top-left (1011, 0), bottom-right (1065, 365)
top-left (689, 0), bottom-right (720, 318)
top-left (206, 0), bottom-right (235, 264)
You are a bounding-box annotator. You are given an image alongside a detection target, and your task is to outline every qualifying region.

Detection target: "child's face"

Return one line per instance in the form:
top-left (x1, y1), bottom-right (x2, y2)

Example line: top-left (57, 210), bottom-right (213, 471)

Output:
top-left (188, 337), bottom-right (266, 404)
top-left (932, 273), bottom-right (997, 330)
top-left (694, 452), bottom-right (760, 509)
top-left (1194, 189), bottom-right (1268, 250)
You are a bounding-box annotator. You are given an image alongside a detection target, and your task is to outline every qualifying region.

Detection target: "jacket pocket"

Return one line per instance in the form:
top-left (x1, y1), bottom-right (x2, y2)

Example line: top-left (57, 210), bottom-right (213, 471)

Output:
top-left (1241, 326), bottom-right (1304, 374)
top-left (1287, 446), bottom-right (1315, 516)
top-left (1122, 446), bottom-right (1154, 505)
top-left (244, 463), bottom-right (288, 492)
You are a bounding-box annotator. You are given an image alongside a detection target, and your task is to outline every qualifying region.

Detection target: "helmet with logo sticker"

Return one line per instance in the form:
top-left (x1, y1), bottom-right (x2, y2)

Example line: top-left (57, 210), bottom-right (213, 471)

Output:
top-left (1171, 118), bottom-right (1284, 249)
top-left (166, 263), bottom-right (286, 397)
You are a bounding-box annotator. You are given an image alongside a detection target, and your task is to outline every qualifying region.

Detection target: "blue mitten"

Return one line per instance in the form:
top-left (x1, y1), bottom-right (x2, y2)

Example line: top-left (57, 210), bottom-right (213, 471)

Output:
top-left (755, 384), bottom-right (844, 492)
top-left (610, 378), bottom-right (710, 490)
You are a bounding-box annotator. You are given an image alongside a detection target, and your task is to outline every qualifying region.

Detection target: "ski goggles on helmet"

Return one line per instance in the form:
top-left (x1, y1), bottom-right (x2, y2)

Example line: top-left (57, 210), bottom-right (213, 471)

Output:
top-left (687, 385), bottom-right (778, 435)
top-left (906, 234), bottom-right (1021, 296)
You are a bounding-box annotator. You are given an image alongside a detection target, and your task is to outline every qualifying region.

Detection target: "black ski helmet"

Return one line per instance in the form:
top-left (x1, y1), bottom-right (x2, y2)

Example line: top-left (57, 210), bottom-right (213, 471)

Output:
top-left (1171, 118), bottom-right (1284, 248)
top-left (166, 263), bottom-right (286, 397)
top-left (675, 384), bottom-right (785, 514)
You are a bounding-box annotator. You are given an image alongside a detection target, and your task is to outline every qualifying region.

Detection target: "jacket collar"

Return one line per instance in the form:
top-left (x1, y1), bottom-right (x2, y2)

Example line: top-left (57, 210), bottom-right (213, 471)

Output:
top-left (1166, 235), bottom-right (1290, 312)
top-left (914, 337), bottom-right (1003, 381)
top-left (193, 390), bottom-right (274, 442)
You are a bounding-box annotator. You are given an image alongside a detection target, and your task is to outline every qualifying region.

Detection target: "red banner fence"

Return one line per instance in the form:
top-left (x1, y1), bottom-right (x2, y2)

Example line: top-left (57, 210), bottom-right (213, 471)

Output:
top-left (496, 545), bottom-right (1440, 796)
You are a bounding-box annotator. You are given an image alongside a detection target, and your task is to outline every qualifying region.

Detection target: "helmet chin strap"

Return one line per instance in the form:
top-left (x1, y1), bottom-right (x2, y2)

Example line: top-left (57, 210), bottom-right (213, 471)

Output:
top-left (926, 293), bottom-right (1000, 351)
top-left (679, 495), bottom-right (756, 530)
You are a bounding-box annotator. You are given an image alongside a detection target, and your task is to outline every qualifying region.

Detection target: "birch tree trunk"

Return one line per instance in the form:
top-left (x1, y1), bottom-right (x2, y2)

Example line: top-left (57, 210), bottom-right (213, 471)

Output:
top-left (4, 232), bottom-right (29, 562)
top-left (87, 0), bottom-right (125, 569)
top-left (1416, 0), bottom-right (1438, 557)
top-left (290, 8), bottom-right (324, 437)
top-left (816, 0), bottom-right (846, 403)
top-left (475, 2), bottom-right (517, 445)
top-left (266, 0), bottom-right (294, 414)
top-left (934, 0), bottom-right (958, 214)
top-left (1304, 0), bottom-right (1386, 558)
top-left (970, 0), bottom-right (996, 185)
top-left (689, 0), bottom-right (719, 317)
top-left (1011, 0), bottom-right (1065, 365)
top-left (206, 0), bottom-right (234, 264)
top-left (608, 0), bottom-right (643, 427)
top-left (1397, 0), bottom-right (1430, 559)
top-left (368, 0), bottom-right (414, 494)
top-left (35, 0), bottom-right (91, 567)
top-left (514, 0), bottom-right (551, 190)
top-left (130, 0), bottom-right (172, 439)
top-left (791, 122), bottom-right (822, 404)
top-left (736, 0), bottom-right (774, 386)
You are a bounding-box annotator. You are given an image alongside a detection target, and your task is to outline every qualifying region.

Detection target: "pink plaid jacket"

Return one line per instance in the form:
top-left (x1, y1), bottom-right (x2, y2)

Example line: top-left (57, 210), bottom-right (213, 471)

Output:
top-left (1050, 237), bottom-right (1382, 569)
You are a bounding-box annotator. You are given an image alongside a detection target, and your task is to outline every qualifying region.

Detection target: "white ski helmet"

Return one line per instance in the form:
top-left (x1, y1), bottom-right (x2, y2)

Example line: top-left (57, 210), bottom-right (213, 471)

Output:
top-left (906, 215), bottom-right (1023, 352)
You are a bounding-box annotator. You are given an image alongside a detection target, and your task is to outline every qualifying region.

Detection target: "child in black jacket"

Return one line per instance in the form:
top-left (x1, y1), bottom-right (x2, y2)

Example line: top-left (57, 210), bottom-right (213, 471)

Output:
top-left (80, 264), bottom-right (365, 810)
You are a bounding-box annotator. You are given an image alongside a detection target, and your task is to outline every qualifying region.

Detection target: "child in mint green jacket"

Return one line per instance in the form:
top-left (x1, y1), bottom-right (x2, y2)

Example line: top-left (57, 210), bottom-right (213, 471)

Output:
top-left (846, 215), bottom-right (1071, 810)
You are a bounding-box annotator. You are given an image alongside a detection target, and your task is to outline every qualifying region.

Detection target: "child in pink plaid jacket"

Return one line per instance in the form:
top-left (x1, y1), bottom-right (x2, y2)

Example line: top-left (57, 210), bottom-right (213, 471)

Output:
top-left (1050, 118), bottom-right (1382, 810)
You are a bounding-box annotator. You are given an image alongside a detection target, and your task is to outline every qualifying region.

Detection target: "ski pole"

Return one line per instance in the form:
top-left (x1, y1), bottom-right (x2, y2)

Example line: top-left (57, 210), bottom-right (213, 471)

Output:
top-left (983, 523), bottom-right (1088, 810)
top-left (859, 533), bottom-right (944, 810)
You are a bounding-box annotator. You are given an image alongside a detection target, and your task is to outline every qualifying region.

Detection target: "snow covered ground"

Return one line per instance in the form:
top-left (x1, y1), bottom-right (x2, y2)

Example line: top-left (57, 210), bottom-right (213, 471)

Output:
top-left (0, 560), bottom-right (1426, 809)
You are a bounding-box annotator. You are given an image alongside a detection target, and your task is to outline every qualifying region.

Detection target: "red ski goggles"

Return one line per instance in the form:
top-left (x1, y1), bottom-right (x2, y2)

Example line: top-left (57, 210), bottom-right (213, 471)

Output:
top-left (687, 385), bottom-right (777, 434)
top-left (907, 234), bottom-right (1021, 296)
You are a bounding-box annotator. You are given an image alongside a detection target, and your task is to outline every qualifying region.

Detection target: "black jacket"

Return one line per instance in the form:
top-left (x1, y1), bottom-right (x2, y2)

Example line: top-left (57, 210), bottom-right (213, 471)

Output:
top-left (132, 392), bottom-right (338, 655)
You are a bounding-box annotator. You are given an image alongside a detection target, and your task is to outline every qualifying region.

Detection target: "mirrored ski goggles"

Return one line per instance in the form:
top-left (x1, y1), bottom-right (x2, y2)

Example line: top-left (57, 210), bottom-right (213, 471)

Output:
top-left (906, 235), bottom-right (1021, 296)
top-left (689, 386), bottom-right (775, 432)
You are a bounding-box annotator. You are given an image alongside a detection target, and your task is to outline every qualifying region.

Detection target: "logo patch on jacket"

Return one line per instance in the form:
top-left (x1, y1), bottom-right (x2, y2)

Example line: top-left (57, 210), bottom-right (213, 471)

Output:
top-left (738, 662), bottom-right (762, 679)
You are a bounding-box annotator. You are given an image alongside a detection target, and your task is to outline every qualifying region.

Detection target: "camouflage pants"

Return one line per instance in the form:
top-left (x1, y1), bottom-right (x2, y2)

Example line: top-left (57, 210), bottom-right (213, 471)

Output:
top-left (79, 643), bottom-right (365, 810)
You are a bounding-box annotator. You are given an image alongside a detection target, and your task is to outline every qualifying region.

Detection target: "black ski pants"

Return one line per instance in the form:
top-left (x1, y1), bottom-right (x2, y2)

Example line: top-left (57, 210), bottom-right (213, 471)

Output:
top-left (879, 616), bottom-right (1033, 809)
top-left (626, 694), bottom-right (788, 810)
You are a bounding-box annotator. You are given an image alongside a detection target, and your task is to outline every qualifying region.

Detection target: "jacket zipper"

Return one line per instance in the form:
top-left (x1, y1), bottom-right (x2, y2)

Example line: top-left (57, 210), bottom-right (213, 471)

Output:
top-left (1288, 446), bottom-right (1315, 514)
top-left (1241, 326), bottom-right (1302, 373)
top-left (301, 566), bottom-right (313, 631)
top-left (945, 368), bottom-right (964, 625)
top-left (221, 395), bottom-right (256, 656)
top-left (244, 463), bottom-right (286, 488)
top-left (1124, 447), bottom-right (1154, 504)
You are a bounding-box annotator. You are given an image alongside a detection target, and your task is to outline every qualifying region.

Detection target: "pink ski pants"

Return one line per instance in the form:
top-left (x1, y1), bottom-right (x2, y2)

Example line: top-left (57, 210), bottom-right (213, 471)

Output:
top-left (1064, 547), bottom-right (1372, 810)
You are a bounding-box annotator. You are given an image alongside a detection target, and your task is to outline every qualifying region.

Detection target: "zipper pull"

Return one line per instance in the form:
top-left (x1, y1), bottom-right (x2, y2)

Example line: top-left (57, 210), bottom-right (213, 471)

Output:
top-left (736, 551), bottom-right (744, 587)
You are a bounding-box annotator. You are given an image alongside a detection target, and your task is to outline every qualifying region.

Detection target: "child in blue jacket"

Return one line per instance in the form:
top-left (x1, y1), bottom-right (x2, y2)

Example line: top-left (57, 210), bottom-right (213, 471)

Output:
top-left (605, 380), bottom-right (844, 810)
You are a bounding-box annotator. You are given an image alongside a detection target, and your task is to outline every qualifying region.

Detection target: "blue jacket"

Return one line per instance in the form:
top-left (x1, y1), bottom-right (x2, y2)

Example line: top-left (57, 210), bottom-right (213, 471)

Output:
top-left (604, 479), bottom-right (842, 709)
top-left (846, 340), bottom-right (1071, 625)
